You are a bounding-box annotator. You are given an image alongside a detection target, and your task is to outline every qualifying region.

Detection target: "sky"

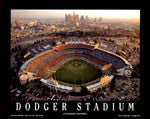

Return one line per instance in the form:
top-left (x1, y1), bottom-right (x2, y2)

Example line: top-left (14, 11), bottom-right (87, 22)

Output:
top-left (11, 10), bottom-right (140, 19)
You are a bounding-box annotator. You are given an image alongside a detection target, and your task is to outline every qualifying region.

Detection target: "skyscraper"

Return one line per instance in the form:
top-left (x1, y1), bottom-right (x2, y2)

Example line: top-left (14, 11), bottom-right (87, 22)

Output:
top-left (65, 12), bottom-right (91, 25)
top-left (76, 14), bottom-right (79, 22)
top-left (99, 17), bottom-right (102, 22)
top-left (80, 15), bottom-right (84, 22)
top-left (65, 14), bottom-right (68, 22)
top-left (86, 15), bottom-right (89, 22)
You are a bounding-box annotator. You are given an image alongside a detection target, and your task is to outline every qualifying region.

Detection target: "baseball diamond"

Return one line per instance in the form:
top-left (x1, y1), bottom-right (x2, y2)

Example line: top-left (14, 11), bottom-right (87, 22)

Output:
top-left (55, 59), bottom-right (102, 84)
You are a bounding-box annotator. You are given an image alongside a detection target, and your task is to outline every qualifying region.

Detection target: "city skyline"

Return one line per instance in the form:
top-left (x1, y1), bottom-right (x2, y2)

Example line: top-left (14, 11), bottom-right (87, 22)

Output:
top-left (11, 10), bottom-right (140, 19)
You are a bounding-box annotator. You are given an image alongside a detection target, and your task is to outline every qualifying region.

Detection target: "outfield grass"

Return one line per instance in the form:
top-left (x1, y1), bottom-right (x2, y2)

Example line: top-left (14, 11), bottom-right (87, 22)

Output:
top-left (56, 59), bottom-right (102, 84)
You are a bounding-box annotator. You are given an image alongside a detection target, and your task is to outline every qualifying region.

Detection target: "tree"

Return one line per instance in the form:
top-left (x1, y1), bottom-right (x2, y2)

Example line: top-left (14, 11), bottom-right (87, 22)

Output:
top-left (131, 63), bottom-right (140, 78)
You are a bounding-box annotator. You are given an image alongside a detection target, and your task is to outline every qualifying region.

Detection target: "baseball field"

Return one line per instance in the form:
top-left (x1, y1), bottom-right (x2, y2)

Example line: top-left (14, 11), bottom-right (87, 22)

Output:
top-left (56, 59), bottom-right (102, 84)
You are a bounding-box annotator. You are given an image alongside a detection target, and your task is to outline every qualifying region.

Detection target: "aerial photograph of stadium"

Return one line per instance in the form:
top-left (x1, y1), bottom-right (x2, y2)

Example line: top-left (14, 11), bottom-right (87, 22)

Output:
top-left (10, 10), bottom-right (140, 101)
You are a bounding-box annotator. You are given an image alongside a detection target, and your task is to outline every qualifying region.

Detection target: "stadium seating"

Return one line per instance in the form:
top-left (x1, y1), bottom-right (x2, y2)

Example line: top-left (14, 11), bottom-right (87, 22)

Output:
top-left (24, 43), bottom-right (127, 78)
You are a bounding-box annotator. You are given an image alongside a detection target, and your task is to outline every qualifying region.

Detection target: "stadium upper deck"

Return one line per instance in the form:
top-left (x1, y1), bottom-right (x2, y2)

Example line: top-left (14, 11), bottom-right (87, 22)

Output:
top-left (20, 43), bottom-right (129, 75)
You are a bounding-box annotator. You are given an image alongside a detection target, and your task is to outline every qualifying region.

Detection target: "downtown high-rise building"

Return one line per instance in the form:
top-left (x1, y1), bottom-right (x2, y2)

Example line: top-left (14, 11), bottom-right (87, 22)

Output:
top-left (65, 12), bottom-right (83, 23)
top-left (65, 12), bottom-right (102, 24)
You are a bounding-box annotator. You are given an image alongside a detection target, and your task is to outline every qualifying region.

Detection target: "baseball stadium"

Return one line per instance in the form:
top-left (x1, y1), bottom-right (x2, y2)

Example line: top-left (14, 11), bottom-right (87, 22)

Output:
top-left (18, 41), bottom-right (130, 94)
